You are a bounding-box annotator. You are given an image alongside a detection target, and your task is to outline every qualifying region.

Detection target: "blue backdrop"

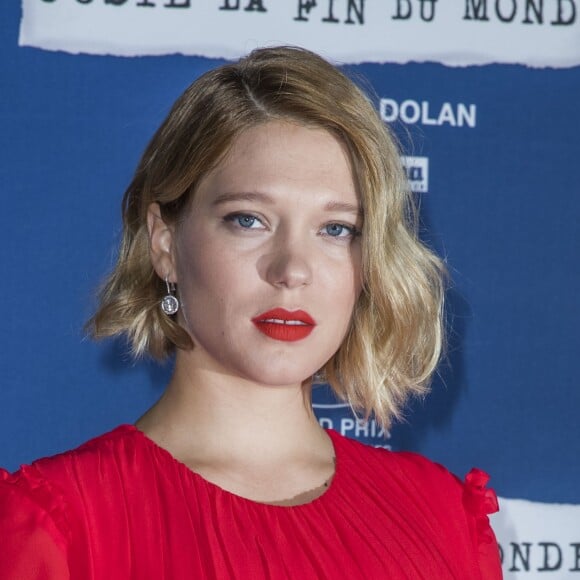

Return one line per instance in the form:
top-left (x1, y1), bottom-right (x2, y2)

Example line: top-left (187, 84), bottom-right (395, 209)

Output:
top-left (1, 3), bottom-right (579, 511)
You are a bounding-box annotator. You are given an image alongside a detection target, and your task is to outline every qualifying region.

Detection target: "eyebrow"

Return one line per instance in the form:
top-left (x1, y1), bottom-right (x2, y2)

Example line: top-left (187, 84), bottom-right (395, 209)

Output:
top-left (212, 191), bottom-right (275, 206)
top-left (324, 200), bottom-right (363, 217)
top-left (212, 191), bottom-right (362, 216)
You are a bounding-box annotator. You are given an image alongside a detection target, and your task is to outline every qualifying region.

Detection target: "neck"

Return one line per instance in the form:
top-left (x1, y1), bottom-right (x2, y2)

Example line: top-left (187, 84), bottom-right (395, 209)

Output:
top-left (136, 353), bottom-right (326, 465)
top-left (136, 352), bottom-right (336, 505)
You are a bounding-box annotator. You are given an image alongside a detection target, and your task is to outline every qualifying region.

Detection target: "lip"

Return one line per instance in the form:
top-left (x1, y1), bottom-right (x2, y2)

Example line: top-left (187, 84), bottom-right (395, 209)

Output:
top-left (252, 308), bottom-right (316, 342)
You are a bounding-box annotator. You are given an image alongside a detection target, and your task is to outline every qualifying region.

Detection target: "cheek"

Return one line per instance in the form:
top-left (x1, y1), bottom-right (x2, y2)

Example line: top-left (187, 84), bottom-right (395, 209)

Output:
top-left (175, 236), bottom-right (256, 318)
top-left (176, 229), bottom-right (226, 286)
top-left (342, 264), bottom-right (363, 327)
top-left (319, 259), bottom-right (362, 320)
top-left (336, 246), bottom-right (363, 304)
top-left (350, 245), bottom-right (364, 301)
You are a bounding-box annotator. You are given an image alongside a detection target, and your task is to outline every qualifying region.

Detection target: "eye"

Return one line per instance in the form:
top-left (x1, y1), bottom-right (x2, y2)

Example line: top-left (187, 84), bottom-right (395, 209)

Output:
top-left (322, 222), bottom-right (360, 238)
top-left (224, 213), bottom-right (265, 230)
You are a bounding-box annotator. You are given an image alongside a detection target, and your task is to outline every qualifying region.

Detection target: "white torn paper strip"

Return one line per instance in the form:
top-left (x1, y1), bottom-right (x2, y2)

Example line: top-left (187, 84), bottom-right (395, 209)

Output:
top-left (19, 1), bottom-right (580, 68)
top-left (493, 497), bottom-right (580, 578)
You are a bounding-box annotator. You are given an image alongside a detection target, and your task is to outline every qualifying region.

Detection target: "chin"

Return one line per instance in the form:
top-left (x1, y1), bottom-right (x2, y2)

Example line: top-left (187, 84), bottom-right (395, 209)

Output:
top-left (247, 350), bottom-right (336, 389)
top-left (245, 365), bottom-right (317, 389)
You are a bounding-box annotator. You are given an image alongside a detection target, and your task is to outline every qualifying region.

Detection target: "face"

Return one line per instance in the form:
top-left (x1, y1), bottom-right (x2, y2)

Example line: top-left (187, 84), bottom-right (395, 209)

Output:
top-left (150, 121), bottom-right (363, 388)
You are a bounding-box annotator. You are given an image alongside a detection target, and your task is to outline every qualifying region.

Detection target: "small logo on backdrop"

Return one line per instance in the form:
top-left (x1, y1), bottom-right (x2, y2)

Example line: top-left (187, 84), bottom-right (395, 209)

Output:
top-left (312, 385), bottom-right (391, 449)
top-left (380, 98), bottom-right (477, 128)
top-left (401, 156), bottom-right (429, 193)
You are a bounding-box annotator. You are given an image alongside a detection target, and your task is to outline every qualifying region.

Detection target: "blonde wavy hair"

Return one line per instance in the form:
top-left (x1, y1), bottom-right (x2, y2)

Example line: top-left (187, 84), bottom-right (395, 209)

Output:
top-left (88, 46), bottom-right (445, 428)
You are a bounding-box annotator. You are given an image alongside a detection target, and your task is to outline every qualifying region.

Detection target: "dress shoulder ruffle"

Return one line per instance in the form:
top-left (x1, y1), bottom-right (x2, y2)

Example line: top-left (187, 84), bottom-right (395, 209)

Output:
top-left (0, 466), bottom-right (72, 578)
top-left (0, 464), bottom-right (71, 543)
top-left (461, 467), bottom-right (502, 579)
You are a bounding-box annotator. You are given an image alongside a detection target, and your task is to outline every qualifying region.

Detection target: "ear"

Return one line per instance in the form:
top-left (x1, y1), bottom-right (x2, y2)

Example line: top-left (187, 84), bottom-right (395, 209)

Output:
top-left (147, 203), bottom-right (177, 283)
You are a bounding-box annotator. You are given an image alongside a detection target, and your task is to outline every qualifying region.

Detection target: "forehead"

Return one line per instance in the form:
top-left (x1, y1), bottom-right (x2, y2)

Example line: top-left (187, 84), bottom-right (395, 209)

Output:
top-left (193, 121), bottom-right (359, 208)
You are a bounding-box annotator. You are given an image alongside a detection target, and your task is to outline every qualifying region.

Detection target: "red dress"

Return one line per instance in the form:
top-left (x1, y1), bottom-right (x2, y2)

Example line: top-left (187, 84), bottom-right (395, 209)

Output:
top-left (0, 425), bottom-right (501, 579)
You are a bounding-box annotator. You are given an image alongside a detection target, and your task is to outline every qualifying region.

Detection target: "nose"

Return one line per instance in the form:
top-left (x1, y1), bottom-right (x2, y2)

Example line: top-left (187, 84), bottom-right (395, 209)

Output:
top-left (262, 238), bottom-right (313, 289)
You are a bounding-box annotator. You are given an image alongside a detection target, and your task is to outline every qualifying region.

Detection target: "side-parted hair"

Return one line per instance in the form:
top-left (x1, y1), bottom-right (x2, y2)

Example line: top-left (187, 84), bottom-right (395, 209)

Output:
top-left (88, 46), bottom-right (445, 429)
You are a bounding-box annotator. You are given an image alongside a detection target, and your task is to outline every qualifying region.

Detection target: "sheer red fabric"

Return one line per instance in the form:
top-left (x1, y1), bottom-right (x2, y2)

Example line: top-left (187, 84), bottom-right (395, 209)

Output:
top-left (0, 426), bottom-right (501, 579)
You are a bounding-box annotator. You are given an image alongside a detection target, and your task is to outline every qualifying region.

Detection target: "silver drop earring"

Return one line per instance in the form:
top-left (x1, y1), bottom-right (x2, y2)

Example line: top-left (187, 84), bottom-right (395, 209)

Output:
top-left (161, 276), bottom-right (179, 315)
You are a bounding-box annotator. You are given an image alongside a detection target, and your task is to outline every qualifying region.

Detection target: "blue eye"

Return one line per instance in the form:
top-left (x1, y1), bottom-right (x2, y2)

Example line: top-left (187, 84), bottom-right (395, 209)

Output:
top-left (237, 215), bottom-right (257, 228)
top-left (323, 223), bottom-right (359, 238)
top-left (225, 213), bottom-right (263, 229)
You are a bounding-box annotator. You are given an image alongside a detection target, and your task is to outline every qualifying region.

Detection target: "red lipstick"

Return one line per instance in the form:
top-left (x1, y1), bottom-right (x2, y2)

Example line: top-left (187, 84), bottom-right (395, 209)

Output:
top-left (252, 308), bottom-right (316, 342)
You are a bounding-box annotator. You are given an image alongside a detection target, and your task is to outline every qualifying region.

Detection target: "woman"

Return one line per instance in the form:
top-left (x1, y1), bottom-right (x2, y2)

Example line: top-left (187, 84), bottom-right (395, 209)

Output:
top-left (0, 47), bottom-right (501, 578)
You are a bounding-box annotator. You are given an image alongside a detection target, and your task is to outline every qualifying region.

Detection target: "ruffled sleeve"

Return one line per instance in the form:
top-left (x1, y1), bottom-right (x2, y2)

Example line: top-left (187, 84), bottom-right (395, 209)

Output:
top-left (0, 467), bottom-right (70, 579)
top-left (462, 468), bottom-right (502, 579)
